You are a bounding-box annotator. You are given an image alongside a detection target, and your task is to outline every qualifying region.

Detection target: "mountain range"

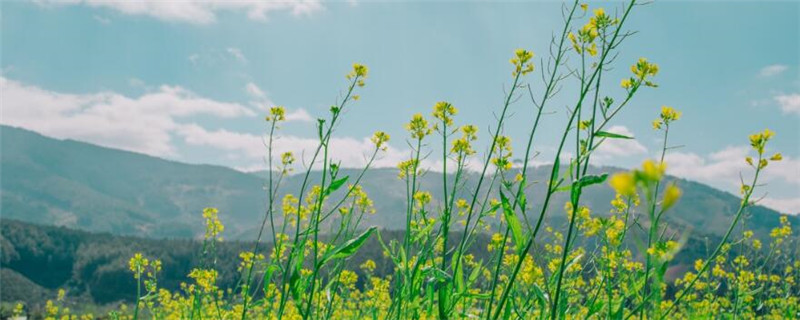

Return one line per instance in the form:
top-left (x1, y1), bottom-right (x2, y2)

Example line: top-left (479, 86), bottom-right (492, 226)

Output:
top-left (1, 125), bottom-right (794, 241)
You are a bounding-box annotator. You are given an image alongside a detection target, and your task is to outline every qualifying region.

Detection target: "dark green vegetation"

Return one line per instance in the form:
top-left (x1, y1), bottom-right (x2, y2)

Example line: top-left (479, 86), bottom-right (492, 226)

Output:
top-left (0, 219), bottom-right (478, 308)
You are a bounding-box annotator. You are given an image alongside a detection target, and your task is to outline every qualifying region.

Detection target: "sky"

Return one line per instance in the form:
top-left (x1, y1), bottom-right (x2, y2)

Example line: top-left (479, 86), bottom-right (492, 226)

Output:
top-left (1, 0), bottom-right (799, 213)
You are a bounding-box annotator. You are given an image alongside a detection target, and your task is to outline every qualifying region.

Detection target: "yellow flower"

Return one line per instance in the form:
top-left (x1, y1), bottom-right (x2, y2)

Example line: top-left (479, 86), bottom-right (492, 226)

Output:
top-left (346, 63), bottom-right (369, 86)
top-left (748, 128), bottom-right (774, 155)
top-left (510, 48), bottom-right (535, 76)
top-left (202, 207), bottom-right (224, 240)
top-left (620, 78), bottom-right (633, 89)
top-left (413, 191), bottom-right (432, 207)
top-left (652, 119), bottom-right (662, 130)
top-left (188, 268), bottom-right (218, 292)
top-left (360, 259), bottom-right (377, 273)
top-left (586, 42), bottom-right (598, 57)
top-left (405, 113), bottom-right (432, 139)
top-left (461, 124), bottom-right (478, 141)
top-left (397, 159), bottom-right (420, 180)
top-left (129, 253), bottom-right (150, 278)
top-left (568, 32), bottom-right (581, 54)
top-left (266, 106), bottom-right (286, 122)
top-left (636, 159), bottom-right (666, 182)
top-left (432, 101), bottom-right (457, 127)
top-left (662, 184), bottom-right (682, 210)
top-left (609, 172), bottom-right (636, 197)
top-left (770, 153), bottom-right (782, 161)
top-left (659, 106), bottom-right (681, 125)
top-left (281, 151), bottom-right (295, 173)
top-left (452, 137), bottom-right (476, 157)
top-left (632, 58), bottom-right (659, 78)
top-left (12, 303), bottom-right (24, 317)
top-left (623, 58), bottom-right (659, 88)
top-left (371, 131), bottom-right (390, 150)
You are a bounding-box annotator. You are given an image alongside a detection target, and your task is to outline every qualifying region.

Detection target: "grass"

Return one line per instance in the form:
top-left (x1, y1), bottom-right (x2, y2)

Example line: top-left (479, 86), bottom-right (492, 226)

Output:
top-left (11, 1), bottom-right (799, 319)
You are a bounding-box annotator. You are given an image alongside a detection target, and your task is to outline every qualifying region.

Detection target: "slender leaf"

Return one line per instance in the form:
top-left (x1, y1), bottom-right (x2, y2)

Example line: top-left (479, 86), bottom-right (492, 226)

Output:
top-left (594, 130), bottom-right (634, 139)
top-left (576, 173), bottom-right (609, 189)
top-left (323, 176), bottom-right (349, 197)
top-left (318, 226), bottom-right (375, 267)
top-left (500, 190), bottom-right (525, 253)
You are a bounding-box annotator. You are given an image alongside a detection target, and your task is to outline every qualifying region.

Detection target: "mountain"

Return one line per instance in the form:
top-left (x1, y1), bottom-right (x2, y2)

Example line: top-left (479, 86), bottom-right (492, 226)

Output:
top-left (1, 125), bottom-right (794, 241)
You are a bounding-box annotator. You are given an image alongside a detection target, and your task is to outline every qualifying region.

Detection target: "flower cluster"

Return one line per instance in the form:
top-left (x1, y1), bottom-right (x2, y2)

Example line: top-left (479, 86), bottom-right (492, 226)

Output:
top-left (266, 106), bottom-right (286, 122)
top-left (405, 113), bottom-right (432, 140)
top-left (621, 58), bottom-right (659, 89)
top-left (202, 207), bottom-right (224, 241)
top-left (432, 101), bottom-right (457, 127)
top-left (652, 106), bottom-right (681, 129)
top-left (491, 135), bottom-right (513, 171)
top-left (371, 131), bottom-right (390, 150)
top-left (346, 63), bottom-right (368, 87)
top-left (510, 48), bottom-right (535, 76)
top-left (451, 125), bottom-right (478, 158)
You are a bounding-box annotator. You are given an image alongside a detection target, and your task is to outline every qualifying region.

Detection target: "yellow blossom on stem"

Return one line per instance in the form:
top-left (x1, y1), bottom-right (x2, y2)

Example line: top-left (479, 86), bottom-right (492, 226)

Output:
top-left (510, 48), bottom-right (535, 76)
top-left (432, 101), bottom-right (457, 127)
top-left (266, 106), bottom-right (286, 122)
top-left (662, 184), bottom-right (682, 210)
top-left (405, 113), bottom-right (432, 139)
top-left (346, 63), bottom-right (369, 87)
top-left (609, 172), bottom-right (636, 197)
top-left (371, 131), bottom-right (390, 150)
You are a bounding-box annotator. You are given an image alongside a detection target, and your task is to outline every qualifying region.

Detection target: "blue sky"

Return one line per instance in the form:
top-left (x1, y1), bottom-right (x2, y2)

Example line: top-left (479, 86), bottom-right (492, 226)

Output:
top-left (2, 0), bottom-right (798, 213)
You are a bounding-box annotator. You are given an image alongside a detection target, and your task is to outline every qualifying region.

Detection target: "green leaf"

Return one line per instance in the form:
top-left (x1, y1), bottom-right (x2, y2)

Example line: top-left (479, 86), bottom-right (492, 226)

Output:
top-left (454, 254), bottom-right (465, 294)
top-left (467, 260), bottom-right (483, 285)
top-left (427, 267), bottom-right (451, 283)
top-left (516, 174), bottom-right (528, 208)
top-left (550, 156), bottom-right (561, 190)
top-left (530, 284), bottom-right (547, 307)
top-left (554, 184), bottom-right (572, 193)
top-left (438, 281), bottom-right (453, 318)
top-left (595, 130), bottom-right (634, 139)
top-left (576, 173), bottom-right (609, 189)
top-left (323, 176), bottom-right (349, 197)
top-left (261, 264), bottom-right (278, 293)
top-left (500, 190), bottom-right (525, 253)
top-left (318, 226), bottom-right (376, 267)
top-left (289, 264), bottom-right (303, 302)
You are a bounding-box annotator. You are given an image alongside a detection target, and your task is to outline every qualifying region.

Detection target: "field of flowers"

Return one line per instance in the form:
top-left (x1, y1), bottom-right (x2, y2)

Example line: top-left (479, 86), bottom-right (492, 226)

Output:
top-left (16, 1), bottom-right (798, 319)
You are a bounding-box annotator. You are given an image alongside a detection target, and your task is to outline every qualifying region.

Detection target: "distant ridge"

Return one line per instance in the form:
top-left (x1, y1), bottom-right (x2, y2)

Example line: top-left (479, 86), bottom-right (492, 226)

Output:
top-left (1, 125), bottom-right (794, 240)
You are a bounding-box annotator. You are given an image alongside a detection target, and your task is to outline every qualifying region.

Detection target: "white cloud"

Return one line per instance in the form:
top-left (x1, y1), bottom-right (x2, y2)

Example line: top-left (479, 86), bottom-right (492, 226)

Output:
top-left (226, 48), bottom-right (248, 64)
top-left (1, 76), bottom-right (373, 169)
top-left (175, 124), bottom-right (406, 171)
top-left (245, 82), bottom-right (266, 99)
top-left (93, 14), bottom-right (111, 24)
top-left (758, 64), bottom-right (788, 77)
top-left (591, 125), bottom-right (647, 163)
top-left (1, 77), bottom-right (254, 157)
top-left (35, 0), bottom-right (324, 24)
top-left (774, 93), bottom-right (800, 115)
top-left (665, 145), bottom-right (800, 213)
top-left (760, 197), bottom-right (800, 215)
top-left (285, 108), bottom-right (314, 122)
top-left (244, 82), bottom-right (312, 123)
